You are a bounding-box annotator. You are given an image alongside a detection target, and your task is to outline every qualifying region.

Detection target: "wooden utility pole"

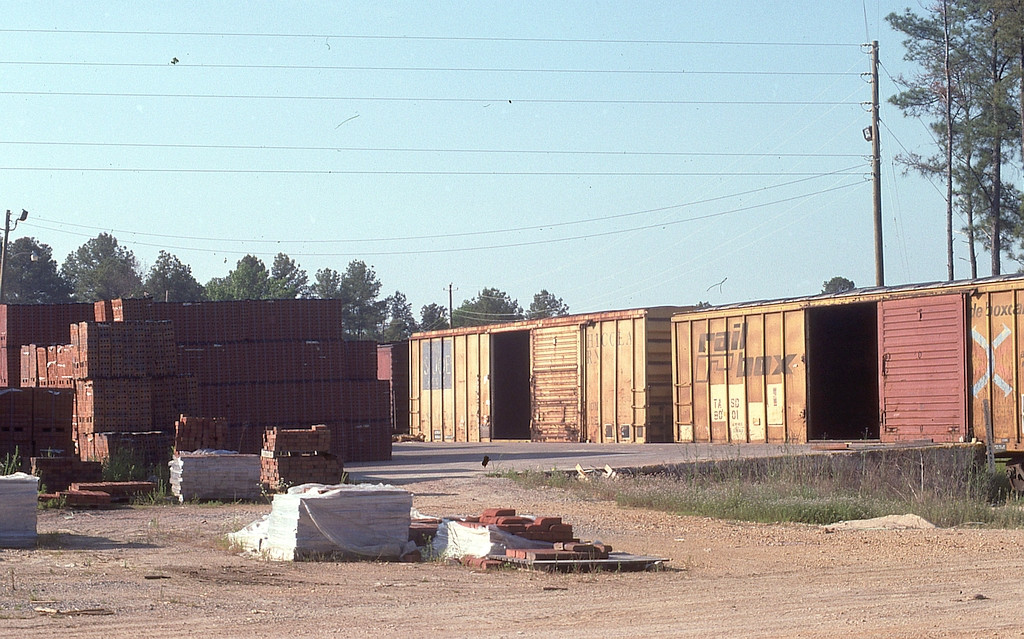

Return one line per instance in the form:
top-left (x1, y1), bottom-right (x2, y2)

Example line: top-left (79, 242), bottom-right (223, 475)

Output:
top-left (447, 283), bottom-right (454, 328)
top-left (870, 40), bottom-right (884, 287)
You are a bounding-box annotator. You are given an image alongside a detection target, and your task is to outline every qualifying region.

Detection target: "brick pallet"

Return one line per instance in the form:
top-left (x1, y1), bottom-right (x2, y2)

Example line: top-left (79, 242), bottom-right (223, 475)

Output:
top-left (30, 456), bottom-right (102, 492)
top-left (169, 452), bottom-right (262, 502)
top-left (0, 303), bottom-right (95, 388)
top-left (261, 425), bottom-right (342, 489)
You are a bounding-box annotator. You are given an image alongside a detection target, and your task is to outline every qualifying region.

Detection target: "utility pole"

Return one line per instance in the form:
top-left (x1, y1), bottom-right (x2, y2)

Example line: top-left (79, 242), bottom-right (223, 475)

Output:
top-left (447, 283), bottom-right (454, 329)
top-left (0, 209), bottom-right (29, 303)
top-left (870, 40), bottom-right (884, 287)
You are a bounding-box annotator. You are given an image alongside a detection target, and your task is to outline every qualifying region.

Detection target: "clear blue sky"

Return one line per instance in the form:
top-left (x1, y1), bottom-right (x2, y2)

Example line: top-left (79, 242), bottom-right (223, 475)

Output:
top-left (0, 2), bottom-right (964, 315)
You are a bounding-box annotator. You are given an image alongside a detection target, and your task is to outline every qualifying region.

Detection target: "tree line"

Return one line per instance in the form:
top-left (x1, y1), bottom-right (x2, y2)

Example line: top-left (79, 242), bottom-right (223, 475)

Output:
top-left (889, 1), bottom-right (1024, 277)
top-left (3, 232), bottom-right (570, 341)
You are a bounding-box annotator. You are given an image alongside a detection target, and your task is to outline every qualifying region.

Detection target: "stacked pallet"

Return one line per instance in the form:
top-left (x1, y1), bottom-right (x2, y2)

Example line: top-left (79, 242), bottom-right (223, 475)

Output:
top-left (115, 299), bottom-right (393, 462)
top-left (169, 451), bottom-right (262, 502)
top-left (20, 344), bottom-right (74, 388)
top-left (261, 425), bottom-right (342, 489)
top-left (251, 483), bottom-right (415, 561)
top-left (0, 303), bottom-right (95, 388)
top-left (0, 472), bottom-right (39, 548)
top-left (30, 456), bottom-right (102, 492)
top-left (174, 415), bottom-right (234, 452)
top-left (70, 320), bottom-right (196, 462)
top-left (0, 388), bottom-right (74, 462)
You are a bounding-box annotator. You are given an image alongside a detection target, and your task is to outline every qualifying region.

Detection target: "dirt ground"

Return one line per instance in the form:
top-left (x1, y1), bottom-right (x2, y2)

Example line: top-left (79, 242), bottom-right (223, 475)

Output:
top-left (2, 475), bottom-right (1024, 638)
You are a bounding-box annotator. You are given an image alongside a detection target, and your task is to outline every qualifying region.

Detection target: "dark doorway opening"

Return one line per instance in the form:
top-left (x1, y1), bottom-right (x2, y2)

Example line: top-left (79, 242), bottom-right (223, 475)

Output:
top-left (806, 303), bottom-right (879, 440)
top-left (491, 331), bottom-right (531, 439)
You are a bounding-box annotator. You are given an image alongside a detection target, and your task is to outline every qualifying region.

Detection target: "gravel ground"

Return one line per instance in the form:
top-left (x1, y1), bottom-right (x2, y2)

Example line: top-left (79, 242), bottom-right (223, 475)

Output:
top-left (2, 475), bottom-right (1024, 638)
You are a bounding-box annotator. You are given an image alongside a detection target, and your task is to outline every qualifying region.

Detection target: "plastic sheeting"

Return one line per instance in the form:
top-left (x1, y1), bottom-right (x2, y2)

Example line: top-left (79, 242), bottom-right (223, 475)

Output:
top-left (229, 482), bottom-right (417, 561)
top-left (0, 472), bottom-right (40, 548)
top-left (170, 451), bottom-right (262, 502)
top-left (431, 520), bottom-right (553, 560)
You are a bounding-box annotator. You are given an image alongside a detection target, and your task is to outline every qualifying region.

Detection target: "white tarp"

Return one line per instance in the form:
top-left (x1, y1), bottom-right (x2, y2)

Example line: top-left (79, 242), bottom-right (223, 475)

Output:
top-left (431, 519), bottom-right (553, 560)
top-left (230, 482), bottom-right (417, 561)
top-left (170, 451), bottom-right (262, 502)
top-left (0, 472), bottom-right (40, 548)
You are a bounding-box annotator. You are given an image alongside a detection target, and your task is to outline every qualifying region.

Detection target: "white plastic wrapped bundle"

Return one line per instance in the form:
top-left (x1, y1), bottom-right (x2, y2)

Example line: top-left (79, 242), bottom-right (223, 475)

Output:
top-left (170, 452), bottom-right (262, 502)
top-left (0, 472), bottom-right (40, 548)
top-left (257, 483), bottom-right (416, 561)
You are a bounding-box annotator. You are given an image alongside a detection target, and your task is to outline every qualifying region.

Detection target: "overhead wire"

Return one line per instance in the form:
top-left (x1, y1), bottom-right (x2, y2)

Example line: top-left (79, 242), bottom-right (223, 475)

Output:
top-left (0, 28), bottom-right (866, 47)
top-left (24, 180), bottom-right (865, 259)
top-left (0, 90), bottom-right (860, 106)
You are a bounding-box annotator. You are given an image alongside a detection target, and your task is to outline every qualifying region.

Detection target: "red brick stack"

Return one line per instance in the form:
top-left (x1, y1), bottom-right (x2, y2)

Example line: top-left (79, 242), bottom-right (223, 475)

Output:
top-left (504, 542), bottom-right (613, 562)
top-left (70, 319), bottom-right (195, 464)
top-left (174, 415), bottom-right (236, 452)
top-left (467, 508), bottom-right (579, 543)
top-left (29, 456), bottom-right (102, 492)
top-left (261, 425), bottom-right (343, 489)
top-left (0, 388), bottom-right (75, 463)
top-left (0, 303), bottom-right (94, 387)
top-left (137, 299), bottom-right (391, 462)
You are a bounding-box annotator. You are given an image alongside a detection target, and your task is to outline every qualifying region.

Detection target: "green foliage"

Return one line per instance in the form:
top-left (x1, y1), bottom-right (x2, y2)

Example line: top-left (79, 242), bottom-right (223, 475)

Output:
top-left (102, 448), bottom-right (149, 482)
top-left (419, 303), bottom-right (449, 331)
top-left (204, 254), bottom-right (274, 301)
top-left (309, 267), bottom-right (343, 299)
top-left (61, 233), bottom-right (144, 302)
top-left (144, 250), bottom-right (204, 302)
top-left (268, 252), bottom-right (309, 299)
top-left (340, 260), bottom-right (387, 339)
top-left (528, 289), bottom-right (569, 319)
top-left (821, 276), bottom-right (855, 294)
top-left (3, 237), bottom-right (73, 303)
top-left (453, 287), bottom-right (523, 328)
top-left (1, 448), bottom-right (21, 475)
top-left (507, 450), bottom-right (1024, 528)
top-left (887, 1), bottom-right (1024, 274)
top-left (382, 290), bottom-right (418, 342)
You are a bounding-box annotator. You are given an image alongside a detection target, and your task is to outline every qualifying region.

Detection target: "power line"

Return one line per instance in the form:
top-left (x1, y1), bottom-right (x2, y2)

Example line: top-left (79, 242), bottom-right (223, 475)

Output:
top-left (0, 60), bottom-right (862, 77)
top-left (0, 167), bottom-right (861, 176)
top-left (26, 180), bottom-right (865, 258)
top-left (0, 139), bottom-right (863, 159)
top-left (0, 90), bottom-right (860, 106)
top-left (29, 165), bottom-right (865, 245)
top-left (0, 29), bottom-right (866, 47)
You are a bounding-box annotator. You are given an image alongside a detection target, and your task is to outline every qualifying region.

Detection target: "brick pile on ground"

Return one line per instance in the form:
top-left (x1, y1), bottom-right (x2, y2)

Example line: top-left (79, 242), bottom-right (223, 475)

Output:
top-left (38, 488), bottom-right (113, 507)
top-left (505, 541), bottom-right (613, 561)
top-left (169, 451), bottom-right (262, 502)
top-left (462, 507), bottom-right (578, 543)
top-left (261, 425), bottom-right (342, 490)
top-left (30, 456), bottom-right (102, 492)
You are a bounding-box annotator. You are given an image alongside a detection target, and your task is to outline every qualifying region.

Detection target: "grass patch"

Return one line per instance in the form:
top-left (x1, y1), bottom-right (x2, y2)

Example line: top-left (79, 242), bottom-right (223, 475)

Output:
top-left (504, 446), bottom-right (1024, 528)
top-left (1, 448), bottom-right (22, 475)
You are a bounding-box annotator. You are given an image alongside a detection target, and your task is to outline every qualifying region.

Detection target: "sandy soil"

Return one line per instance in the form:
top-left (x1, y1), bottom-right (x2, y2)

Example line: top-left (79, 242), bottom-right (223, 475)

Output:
top-left (2, 476), bottom-right (1024, 638)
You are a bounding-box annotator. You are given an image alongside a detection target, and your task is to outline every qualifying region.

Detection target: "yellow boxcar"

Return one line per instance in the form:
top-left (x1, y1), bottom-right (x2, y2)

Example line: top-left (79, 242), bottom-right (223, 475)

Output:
top-left (408, 307), bottom-right (687, 444)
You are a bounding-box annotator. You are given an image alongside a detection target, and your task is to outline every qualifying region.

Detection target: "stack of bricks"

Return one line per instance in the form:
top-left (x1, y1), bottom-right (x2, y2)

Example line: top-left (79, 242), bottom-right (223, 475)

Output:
top-left (30, 456), bottom-right (102, 492)
top-left (70, 317), bottom-right (196, 463)
top-left (261, 425), bottom-right (343, 489)
top-left (78, 430), bottom-right (175, 469)
top-left (133, 298), bottom-right (392, 462)
top-left (0, 303), bottom-right (94, 388)
top-left (504, 542), bottom-right (613, 562)
top-left (174, 415), bottom-right (235, 452)
top-left (20, 344), bottom-right (74, 388)
top-left (467, 508), bottom-right (578, 543)
top-left (0, 388), bottom-right (75, 463)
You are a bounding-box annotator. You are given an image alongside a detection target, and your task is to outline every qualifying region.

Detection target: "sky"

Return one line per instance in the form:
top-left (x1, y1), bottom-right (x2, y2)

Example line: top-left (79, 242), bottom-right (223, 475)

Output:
top-left (0, 2), bottom-right (978, 317)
